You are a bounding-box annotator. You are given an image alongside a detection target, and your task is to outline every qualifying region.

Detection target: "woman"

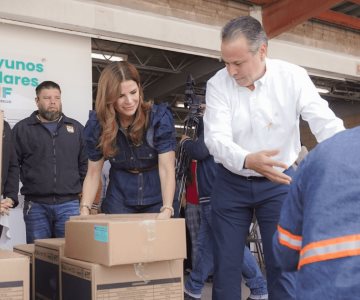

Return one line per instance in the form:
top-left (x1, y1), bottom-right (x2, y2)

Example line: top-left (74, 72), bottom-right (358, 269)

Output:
top-left (80, 62), bottom-right (176, 219)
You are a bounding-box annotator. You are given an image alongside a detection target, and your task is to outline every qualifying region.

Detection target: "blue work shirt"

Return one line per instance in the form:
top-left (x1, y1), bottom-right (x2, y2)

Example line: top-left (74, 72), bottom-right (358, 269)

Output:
top-left (273, 126), bottom-right (360, 299)
top-left (84, 103), bottom-right (176, 210)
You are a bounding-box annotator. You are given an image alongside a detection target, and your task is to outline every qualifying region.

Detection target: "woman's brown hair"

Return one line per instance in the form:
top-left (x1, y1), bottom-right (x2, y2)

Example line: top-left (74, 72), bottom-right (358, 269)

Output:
top-left (95, 61), bottom-right (152, 158)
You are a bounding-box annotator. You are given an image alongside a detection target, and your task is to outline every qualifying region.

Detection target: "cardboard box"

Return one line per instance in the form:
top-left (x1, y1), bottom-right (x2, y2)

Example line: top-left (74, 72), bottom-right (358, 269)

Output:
top-left (61, 256), bottom-right (183, 300)
top-left (34, 238), bottom-right (65, 300)
top-left (65, 214), bottom-right (186, 266)
top-left (13, 244), bottom-right (35, 300)
top-left (69, 213), bottom-right (157, 221)
top-left (0, 249), bottom-right (29, 300)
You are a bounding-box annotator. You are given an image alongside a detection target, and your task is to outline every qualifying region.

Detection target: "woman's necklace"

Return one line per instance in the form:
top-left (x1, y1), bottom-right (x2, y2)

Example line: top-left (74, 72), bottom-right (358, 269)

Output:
top-left (120, 119), bottom-right (133, 131)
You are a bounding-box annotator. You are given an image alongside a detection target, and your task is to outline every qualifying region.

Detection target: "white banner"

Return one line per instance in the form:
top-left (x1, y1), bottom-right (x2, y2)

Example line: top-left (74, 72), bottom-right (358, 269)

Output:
top-left (0, 56), bottom-right (48, 127)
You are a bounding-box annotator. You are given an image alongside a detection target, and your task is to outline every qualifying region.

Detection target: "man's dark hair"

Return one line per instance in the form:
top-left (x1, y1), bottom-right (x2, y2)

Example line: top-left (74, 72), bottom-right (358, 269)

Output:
top-left (221, 16), bottom-right (268, 54)
top-left (36, 81), bottom-right (61, 97)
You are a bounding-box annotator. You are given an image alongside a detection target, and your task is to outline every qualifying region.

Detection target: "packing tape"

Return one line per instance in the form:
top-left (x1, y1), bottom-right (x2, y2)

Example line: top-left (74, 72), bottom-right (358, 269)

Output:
top-left (139, 220), bottom-right (156, 241)
top-left (134, 262), bottom-right (150, 283)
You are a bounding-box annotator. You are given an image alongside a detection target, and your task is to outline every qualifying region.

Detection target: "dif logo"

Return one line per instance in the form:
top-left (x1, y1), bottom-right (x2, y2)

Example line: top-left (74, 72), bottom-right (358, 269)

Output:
top-left (0, 86), bottom-right (12, 98)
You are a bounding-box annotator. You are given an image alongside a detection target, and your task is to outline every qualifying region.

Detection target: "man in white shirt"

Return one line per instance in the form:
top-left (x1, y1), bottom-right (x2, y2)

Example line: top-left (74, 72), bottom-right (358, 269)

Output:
top-left (203, 16), bottom-right (344, 300)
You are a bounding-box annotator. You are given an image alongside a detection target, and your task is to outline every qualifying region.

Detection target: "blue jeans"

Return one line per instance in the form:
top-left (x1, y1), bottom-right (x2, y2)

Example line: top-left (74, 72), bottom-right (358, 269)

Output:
top-left (185, 203), bottom-right (200, 268)
top-left (185, 202), bottom-right (267, 298)
top-left (211, 166), bottom-right (296, 300)
top-left (23, 200), bottom-right (79, 243)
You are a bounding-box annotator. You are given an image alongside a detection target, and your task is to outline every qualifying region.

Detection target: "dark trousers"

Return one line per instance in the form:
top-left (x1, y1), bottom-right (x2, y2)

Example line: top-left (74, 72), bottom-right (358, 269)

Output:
top-left (211, 166), bottom-right (296, 300)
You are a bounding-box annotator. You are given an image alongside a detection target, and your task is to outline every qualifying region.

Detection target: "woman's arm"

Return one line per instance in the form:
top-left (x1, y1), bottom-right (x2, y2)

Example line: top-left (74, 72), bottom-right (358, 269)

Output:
top-left (80, 158), bottom-right (104, 216)
top-left (157, 151), bottom-right (176, 219)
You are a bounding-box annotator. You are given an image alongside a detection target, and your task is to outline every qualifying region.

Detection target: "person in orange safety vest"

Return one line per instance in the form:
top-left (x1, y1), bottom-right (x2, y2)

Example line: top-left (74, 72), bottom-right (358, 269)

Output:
top-left (273, 126), bottom-right (360, 299)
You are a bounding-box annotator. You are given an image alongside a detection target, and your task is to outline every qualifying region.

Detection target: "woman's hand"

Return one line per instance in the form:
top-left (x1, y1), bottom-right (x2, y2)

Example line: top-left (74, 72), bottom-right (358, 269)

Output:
top-left (79, 205), bottom-right (91, 216)
top-left (157, 208), bottom-right (172, 220)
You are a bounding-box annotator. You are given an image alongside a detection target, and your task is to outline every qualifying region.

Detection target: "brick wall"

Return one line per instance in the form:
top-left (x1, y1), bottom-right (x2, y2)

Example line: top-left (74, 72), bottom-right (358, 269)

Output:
top-left (97, 0), bottom-right (249, 26)
top-left (98, 0), bottom-right (359, 57)
top-left (278, 21), bottom-right (360, 57)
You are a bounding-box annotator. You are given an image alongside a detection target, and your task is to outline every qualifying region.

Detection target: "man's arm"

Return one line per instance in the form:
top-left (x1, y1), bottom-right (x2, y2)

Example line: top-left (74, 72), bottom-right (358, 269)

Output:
top-left (298, 68), bottom-right (344, 142)
top-left (78, 125), bottom-right (88, 185)
top-left (180, 131), bottom-right (210, 161)
top-left (3, 122), bottom-right (19, 206)
top-left (11, 123), bottom-right (23, 168)
top-left (204, 79), bottom-right (249, 174)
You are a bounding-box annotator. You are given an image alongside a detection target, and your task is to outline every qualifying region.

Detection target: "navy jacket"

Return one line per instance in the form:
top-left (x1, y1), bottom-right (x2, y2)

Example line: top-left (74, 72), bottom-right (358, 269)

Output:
top-left (12, 111), bottom-right (88, 203)
top-left (273, 126), bottom-right (360, 299)
top-left (180, 119), bottom-right (217, 203)
top-left (1, 121), bottom-right (19, 206)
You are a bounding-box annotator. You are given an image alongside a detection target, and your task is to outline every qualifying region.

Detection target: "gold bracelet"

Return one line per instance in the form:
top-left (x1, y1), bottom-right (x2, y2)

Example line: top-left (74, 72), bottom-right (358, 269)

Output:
top-left (160, 205), bottom-right (174, 216)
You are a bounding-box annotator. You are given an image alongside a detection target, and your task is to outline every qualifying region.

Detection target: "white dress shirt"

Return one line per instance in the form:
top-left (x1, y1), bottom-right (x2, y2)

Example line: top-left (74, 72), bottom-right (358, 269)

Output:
top-left (204, 58), bottom-right (345, 177)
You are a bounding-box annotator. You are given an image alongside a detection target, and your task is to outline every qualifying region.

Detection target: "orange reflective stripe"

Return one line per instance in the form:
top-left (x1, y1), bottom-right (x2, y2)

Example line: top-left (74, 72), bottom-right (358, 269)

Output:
top-left (299, 249), bottom-right (360, 269)
top-left (301, 234), bottom-right (360, 254)
top-left (277, 225), bottom-right (302, 251)
top-left (298, 234), bottom-right (360, 269)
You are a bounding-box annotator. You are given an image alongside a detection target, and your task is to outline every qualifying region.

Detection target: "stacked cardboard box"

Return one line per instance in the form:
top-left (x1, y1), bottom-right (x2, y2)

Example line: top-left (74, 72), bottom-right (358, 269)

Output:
top-left (63, 214), bottom-right (186, 300)
top-left (0, 249), bottom-right (29, 300)
top-left (65, 214), bottom-right (186, 266)
top-left (13, 244), bottom-right (35, 300)
top-left (34, 238), bottom-right (65, 300)
top-left (62, 257), bottom-right (183, 300)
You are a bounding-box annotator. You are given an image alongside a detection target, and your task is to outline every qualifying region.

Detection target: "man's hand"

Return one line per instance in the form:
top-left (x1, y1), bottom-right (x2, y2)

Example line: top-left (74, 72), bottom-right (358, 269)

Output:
top-left (0, 198), bottom-right (14, 215)
top-left (244, 150), bottom-right (292, 185)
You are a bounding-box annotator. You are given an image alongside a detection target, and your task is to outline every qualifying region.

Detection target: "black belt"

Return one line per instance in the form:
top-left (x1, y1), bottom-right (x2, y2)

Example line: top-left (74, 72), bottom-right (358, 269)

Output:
top-left (126, 164), bottom-right (158, 174)
top-left (239, 175), bottom-right (268, 181)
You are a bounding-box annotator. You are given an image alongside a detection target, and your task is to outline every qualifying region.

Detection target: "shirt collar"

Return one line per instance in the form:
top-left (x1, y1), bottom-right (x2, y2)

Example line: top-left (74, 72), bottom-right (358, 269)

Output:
top-left (254, 58), bottom-right (270, 88)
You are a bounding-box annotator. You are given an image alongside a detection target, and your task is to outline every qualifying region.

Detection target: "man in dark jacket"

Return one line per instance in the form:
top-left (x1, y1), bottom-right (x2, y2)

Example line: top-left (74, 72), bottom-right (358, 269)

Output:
top-left (12, 81), bottom-right (88, 243)
top-left (0, 119), bottom-right (20, 237)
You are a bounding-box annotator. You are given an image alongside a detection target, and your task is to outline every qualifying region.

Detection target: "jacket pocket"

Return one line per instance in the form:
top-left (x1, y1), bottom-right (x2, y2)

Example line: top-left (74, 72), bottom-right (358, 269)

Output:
top-left (135, 145), bottom-right (157, 160)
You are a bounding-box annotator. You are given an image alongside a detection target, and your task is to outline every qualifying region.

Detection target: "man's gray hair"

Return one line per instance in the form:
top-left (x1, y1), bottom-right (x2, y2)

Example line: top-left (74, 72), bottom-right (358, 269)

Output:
top-left (221, 16), bottom-right (268, 54)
